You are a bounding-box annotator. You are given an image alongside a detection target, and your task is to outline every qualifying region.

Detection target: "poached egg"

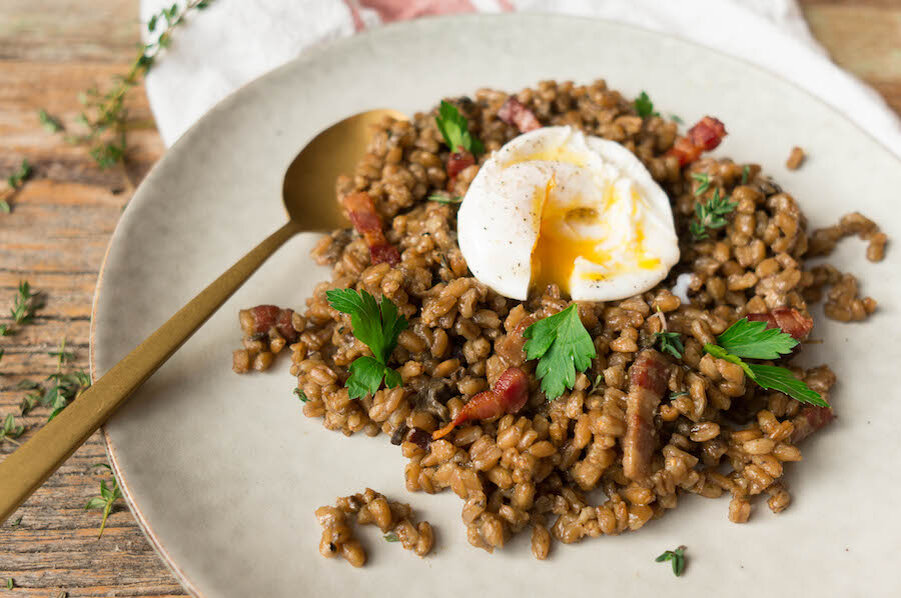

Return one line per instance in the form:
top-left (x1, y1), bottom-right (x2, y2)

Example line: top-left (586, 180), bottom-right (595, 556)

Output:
top-left (457, 126), bottom-right (679, 301)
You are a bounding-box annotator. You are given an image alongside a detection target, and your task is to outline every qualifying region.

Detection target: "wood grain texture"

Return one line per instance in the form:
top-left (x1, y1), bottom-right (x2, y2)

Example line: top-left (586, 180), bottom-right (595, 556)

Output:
top-left (0, 1), bottom-right (898, 596)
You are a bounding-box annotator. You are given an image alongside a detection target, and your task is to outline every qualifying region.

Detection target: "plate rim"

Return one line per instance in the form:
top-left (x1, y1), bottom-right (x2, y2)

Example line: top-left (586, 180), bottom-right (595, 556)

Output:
top-left (88, 12), bottom-right (901, 597)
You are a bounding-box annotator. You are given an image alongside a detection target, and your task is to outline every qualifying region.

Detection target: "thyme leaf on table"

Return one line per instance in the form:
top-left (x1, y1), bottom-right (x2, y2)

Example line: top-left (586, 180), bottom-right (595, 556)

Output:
top-left (84, 463), bottom-right (123, 538)
top-left (0, 159), bottom-right (33, 214)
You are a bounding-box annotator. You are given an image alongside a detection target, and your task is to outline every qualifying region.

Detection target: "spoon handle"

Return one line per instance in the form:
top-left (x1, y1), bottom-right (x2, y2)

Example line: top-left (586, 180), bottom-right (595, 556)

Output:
top-left (0, 219), bottom-right (302, 523)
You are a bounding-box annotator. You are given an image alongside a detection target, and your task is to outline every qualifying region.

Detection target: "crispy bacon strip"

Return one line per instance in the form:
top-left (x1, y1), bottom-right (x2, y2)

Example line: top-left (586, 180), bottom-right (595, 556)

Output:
top-left (342, 191), bottom-right (400, 266)
top-left (790, 406), bottom-right (835, 444)
top-left (623, 350), bottom-right (670, 481)
top-left (446, 150), bottom-right (476, 181)
top-left (668, 116), bottom-right (727, 167)
top-left (432, 367), bottom-right (530, 440)
top-left (241, 305), bottom-right (298, 343)
top-left (747, 307), bottom-right (814, 341)
top-left (498, 97), bottom-right (541, 133)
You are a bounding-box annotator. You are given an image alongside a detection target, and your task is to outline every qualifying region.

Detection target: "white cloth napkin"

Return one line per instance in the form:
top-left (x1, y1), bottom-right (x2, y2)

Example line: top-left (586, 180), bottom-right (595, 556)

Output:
top-left (140, 0), bottom-right (901, 159)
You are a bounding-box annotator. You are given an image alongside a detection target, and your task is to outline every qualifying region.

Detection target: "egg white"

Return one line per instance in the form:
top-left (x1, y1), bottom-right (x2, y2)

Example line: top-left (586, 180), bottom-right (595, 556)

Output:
top-left (457, 126), bottom-right (680, 301)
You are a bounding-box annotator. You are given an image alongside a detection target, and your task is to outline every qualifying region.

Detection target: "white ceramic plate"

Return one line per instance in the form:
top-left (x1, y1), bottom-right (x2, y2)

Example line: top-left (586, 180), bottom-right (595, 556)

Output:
top-left (91, 14), bottom-right (901, 597)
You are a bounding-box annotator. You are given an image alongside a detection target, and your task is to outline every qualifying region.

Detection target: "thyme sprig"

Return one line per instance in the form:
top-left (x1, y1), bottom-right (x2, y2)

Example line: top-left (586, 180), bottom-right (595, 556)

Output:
top-left (1, 159), bottom-right (33, 214)
top-left (38, 109), bottom-right (64, 133)
top-left (0, 414), bottom-right (25, 446)
top-left (45, 338), bottom-right (91, 421)
top-left (653, 331), bottom-right (684, 359)
top-left (690, 188), bottom-right (737, 241)
top-left (15, 339), bottom-right (90, 421)
top-left (46, 0), bottom-right (215, 169)
top-left (656, 545), bottom-right (687, 577)
top-left (1, 281), bottom-right (43, 336)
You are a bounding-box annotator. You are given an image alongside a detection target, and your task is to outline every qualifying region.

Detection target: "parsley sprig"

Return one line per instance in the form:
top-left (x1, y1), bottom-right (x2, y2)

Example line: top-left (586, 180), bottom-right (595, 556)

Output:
top-left (1, 159), bottom-right (33, 214)
top-left (435, 100), bottom-right (484, 155)
top-left (84, 463), bottom-right (123, 538)
top-left (656, 545), bottom-right (687, 577)
top-left (523, 304), bottom-right (597, 400)
top-left (690, 188), bottom-right (737, 241)
top-left (653, 331), bottom-right (684, 359)
top-left (326, 289), bottom-right (407, 399)
top-left (703, 318), bottom-right (825, 406)
top-left (1, 281), bottom-right (43, 336)
top-left (634, 91), bottom-right (660, 118)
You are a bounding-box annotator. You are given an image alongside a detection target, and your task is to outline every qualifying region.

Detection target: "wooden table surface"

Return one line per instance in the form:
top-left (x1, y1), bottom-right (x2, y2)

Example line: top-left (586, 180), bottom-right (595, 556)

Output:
top-left (0, 1), bottom-right (898, 595)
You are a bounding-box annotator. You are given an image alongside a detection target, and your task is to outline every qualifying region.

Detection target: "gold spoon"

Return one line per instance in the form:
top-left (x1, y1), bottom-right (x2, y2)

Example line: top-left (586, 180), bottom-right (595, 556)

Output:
top-left (0, 108), bottom-right (408, 523)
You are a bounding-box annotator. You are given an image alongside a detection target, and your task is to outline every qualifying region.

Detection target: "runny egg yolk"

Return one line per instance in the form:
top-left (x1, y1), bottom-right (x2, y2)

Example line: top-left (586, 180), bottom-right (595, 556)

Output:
top-left (505, 145), bottom-right (588, 168)
top-left (529, 175), bottom-right (661, 295)
top-left (456, 126), bottom-right (681, 303)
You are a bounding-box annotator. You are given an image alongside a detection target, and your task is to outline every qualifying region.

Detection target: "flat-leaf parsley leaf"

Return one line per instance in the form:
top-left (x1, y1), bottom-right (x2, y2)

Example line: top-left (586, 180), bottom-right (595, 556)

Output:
top-left (703, 318), bottom-right (825, 406)
top-left (523, 304), bottom-right (596, 400)
top-left (435, 100), bottom-right (484, 155)
top-left (326, 288), bottom-right (407, 399)
top-left (746, 363), bottom-right (826, 406)
top-left (634, 91), bottom-right (659, 118)
top-left (715, 318), bottom-right (798, 360)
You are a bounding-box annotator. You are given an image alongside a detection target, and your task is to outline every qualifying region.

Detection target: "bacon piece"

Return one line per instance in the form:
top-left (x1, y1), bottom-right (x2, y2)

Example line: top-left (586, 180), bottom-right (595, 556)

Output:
top-left (241, 305), bottom-right (298, 343)
top-left (432, 367), bottom-right (530, 440)
top-left (446, 149), bottom-right (475, 181)
top-left (342, 191), bottom-right (400, 266)
top-left (747, 307), bottom-right (813, 341)
top-left (622, 350), bottom-right (670, 481)
top-left (498, 97), bottom-right (541, 133)
top-left (667, 116), bottom-right (727, 167)
top-left (790, 406), bottom-right (835, 444)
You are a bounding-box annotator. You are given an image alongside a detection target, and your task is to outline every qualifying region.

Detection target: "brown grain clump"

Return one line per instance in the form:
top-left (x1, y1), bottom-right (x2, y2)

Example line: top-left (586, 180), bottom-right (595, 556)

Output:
top-left (785, 146), bottom-right (805, 170)
top-left (314, 504), bottom-right (366, 567)
top-left (809, 212), bottom-right (887, 263)
top-left (232, 306), bottom-right (304, 373)
top-left (316, 488), bottom-right (434, 566)
top-left (802, 210), bottom-right (884, 323)
top-left (259, 80), bottom-right (887, 559)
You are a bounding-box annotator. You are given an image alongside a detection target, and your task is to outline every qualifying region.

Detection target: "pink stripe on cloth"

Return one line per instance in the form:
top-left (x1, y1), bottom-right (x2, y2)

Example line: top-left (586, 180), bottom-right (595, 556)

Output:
top-left (342, 0), bottom-right (367, 31)
top-left (497, 0), bottom-right (514, 10)
top-left (359, 0), bottom-right (477, 23)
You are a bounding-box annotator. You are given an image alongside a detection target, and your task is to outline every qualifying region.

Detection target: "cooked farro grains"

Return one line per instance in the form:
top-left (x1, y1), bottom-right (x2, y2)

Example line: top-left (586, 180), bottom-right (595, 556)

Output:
top-left (785, 146), bottom-right (805, 171)
top-left (316, 488), bottom-right (434, 567)
top-left (237, 80), bottom-right (886, 562)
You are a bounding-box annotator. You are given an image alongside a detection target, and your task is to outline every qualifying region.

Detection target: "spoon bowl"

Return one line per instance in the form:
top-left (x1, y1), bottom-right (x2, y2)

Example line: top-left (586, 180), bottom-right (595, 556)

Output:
top-left (0, 108), bottom-right (409, 523)
top-left (283, 108), bottom-right (407, 229)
